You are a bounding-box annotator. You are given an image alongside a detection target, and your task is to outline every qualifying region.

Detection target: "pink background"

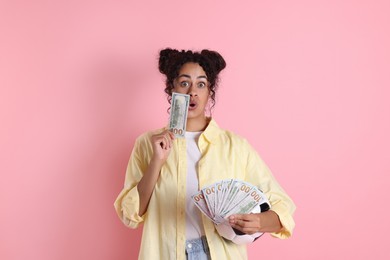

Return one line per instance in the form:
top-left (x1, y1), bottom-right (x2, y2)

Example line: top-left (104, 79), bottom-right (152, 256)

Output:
top-left (1, 0), bottom-right (389, 259)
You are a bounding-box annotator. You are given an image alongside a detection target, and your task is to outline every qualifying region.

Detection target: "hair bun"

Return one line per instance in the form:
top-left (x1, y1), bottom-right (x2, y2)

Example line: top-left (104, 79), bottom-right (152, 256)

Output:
top-left (159, 48), bottom-right (179, 75)
top-left (201, 49), bottom-right (226, 73)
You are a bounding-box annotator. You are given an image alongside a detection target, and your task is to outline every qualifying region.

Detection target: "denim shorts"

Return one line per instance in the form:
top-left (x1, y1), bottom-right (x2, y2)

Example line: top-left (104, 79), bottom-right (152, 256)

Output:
top-left (185, 236), bottom-right (211, 260)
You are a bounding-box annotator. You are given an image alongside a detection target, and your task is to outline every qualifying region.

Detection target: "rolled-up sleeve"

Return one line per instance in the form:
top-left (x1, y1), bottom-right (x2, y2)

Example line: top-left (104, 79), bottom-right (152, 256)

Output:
top-left (114, 135), bottom-right (150, 228)
top-left (114, 185), bottom-right (144, 228)
top-left (244, 140), bottom-right (296, 239)
top-left (269, 199), bottom-right (296, 239)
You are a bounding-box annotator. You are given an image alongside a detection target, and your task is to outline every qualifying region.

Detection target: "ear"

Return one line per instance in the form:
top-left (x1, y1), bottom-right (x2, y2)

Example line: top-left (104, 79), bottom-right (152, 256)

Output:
top-left (207, 85), bottom-right (212, 96)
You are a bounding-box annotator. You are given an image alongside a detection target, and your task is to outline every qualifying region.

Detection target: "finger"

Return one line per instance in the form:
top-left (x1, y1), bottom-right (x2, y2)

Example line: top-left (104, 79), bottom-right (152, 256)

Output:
top-left (230, 221), bottom-right (260, 235)
top-left (154, 130), bottom-right (174, 150)
top-left (228, 214), bottom-right (245, 223)
top-left (234, 225), bottom-right (259, 235)
top-left (157, 139), bottom-right (164, 149)
top-left (168, 131), bottom-right (175, 140)
top-left (160, 139), bottom-right (167, 150)
top-left (164, 131), bottom-right (173, 143)
top-left (230, 221), bottom-right (257, 234)
top-left (229, 215), bottom-right (259, 229)
top-left (230, 214), bottom-right (256, 222)
top-left (164, 135), bottom-right (171, 149)
top-left (158, 135), bottom-right (168, 149)
top-left (167, 131), bottom-right (176, 147)
top-left (234, 219), bottom-right (258, 228)
top-left (230, 223), bottom-right (244, 233)
top-left (167, 134), bottom-right (172, 148)
top-left (239, 214), bottom-right (255, 221)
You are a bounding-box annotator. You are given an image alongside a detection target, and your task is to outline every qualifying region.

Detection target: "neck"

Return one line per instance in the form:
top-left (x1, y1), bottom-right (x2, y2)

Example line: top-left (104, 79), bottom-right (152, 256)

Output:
top-left (186, 117), bottom-right (210, 132)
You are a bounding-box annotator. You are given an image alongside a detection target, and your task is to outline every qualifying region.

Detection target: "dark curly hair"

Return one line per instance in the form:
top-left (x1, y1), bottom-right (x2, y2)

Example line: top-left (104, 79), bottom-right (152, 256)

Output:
top-left (158, 48), bottom-right (226, 109)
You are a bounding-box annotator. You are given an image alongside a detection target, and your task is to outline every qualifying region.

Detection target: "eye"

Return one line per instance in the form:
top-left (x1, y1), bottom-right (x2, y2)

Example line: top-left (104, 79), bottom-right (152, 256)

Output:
top-left (180, 81), bottom-right (190, 88)
top-left (198, 82), bottom-right (207, 88)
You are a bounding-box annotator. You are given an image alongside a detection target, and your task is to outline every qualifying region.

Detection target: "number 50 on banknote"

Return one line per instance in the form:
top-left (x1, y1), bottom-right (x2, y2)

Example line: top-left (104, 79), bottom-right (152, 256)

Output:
top-left (169, 92), bottom-right (190, 137)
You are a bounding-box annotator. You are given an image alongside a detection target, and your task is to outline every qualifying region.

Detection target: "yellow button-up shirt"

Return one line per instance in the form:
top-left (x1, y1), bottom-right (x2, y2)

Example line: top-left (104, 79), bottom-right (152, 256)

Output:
top-left (114, 119), bottom-right (295, 260)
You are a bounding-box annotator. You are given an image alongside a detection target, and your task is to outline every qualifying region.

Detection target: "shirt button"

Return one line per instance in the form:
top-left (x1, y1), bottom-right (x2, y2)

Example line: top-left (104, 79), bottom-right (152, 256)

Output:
top-left (188, 243), bottom-right (192, 248)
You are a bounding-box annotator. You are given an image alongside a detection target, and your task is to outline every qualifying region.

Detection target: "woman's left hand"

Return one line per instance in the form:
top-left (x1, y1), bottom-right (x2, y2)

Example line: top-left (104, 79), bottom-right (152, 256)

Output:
top-left (228, 210), bottom-right (283, 234)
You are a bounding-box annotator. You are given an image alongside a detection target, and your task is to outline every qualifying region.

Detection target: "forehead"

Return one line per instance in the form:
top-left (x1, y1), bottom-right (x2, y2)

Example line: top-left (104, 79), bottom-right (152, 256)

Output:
top-left (178, 62), bottom-right (207, 77)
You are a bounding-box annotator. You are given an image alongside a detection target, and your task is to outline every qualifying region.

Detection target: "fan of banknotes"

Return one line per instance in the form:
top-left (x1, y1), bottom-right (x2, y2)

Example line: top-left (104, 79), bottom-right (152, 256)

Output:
top-left (191, 179), bottom-right (270, 225)
top-left (192, 179), bottom-right (271, 244)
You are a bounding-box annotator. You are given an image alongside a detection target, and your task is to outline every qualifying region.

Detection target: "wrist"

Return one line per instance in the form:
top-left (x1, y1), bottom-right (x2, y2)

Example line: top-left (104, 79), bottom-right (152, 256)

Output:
top-left (150, 156), bottom-right (165, 170)
top-left (258, 210), bottom-right (283, 233)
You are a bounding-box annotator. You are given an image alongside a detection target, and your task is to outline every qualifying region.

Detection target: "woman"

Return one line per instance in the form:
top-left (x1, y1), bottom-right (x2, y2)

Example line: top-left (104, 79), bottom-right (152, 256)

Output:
top-left (114, 48), bottom-right (296, 260)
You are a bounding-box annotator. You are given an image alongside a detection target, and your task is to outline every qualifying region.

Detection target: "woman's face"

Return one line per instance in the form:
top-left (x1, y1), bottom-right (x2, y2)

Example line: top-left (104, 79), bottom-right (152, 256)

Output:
top-left (173, 62), bottom-right (210, 120)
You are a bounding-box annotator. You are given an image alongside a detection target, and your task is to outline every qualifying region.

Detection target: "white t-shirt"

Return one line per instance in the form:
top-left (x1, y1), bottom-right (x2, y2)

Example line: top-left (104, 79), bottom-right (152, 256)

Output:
top-left (185, 131), bottom-right (205, 240)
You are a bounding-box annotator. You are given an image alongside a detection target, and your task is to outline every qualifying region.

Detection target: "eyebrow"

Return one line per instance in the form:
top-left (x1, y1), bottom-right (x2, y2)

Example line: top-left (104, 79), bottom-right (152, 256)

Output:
top-left (177, 74), bottom-right (208, 80)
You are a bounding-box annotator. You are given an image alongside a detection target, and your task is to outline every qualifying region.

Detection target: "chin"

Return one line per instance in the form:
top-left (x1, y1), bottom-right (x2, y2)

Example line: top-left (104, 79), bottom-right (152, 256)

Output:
top-left (187, 112), bottom-right (204, 120)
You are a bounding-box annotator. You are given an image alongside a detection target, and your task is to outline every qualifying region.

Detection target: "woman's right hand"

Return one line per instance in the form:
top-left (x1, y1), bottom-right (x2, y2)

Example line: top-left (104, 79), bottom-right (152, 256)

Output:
top-left (151, 130), bottom-right (175, 166)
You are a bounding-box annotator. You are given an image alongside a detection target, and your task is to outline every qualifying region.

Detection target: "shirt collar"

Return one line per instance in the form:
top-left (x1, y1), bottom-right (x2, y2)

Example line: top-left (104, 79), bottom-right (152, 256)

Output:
top-left (201, 118), bottom-right (221, 144)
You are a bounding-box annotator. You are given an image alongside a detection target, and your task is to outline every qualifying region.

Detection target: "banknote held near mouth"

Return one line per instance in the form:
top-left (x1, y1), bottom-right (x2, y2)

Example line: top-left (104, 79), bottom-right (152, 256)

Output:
top-left (169, 92), bottom-right (190, 137)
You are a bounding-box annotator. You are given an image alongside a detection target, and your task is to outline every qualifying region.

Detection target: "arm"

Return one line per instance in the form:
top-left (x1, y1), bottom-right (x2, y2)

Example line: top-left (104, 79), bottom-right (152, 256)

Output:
top-left (137, 130), bottom-right (175, 216)
top-left (114, 129), bottom-right (174, 227)
top-left (228, 139), bottom-right (296, 238)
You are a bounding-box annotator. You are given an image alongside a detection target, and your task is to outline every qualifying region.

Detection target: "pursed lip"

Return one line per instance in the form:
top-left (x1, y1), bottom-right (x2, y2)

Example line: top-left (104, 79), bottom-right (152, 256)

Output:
top-left (189, 99), bottom-right (197, 110)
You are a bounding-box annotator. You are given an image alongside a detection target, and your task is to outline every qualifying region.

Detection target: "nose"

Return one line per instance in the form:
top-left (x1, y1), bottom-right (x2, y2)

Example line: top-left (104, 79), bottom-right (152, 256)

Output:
top-left (188, 85), bottom-right (198, 97)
